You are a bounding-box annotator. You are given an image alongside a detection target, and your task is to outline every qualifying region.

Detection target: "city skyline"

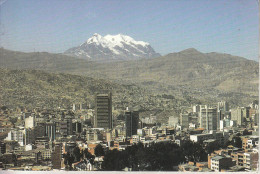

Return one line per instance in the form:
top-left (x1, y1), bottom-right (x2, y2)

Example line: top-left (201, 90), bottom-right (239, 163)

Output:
top-left (0, 0), bottom-right (259, 172)
top-left (0, 0), bottom-right (259, 61)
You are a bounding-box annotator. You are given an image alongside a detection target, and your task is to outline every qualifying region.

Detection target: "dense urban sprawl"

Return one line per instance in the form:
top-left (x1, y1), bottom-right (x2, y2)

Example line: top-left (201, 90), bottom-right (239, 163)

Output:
top-left (0, 94), bottom-right (258, 172)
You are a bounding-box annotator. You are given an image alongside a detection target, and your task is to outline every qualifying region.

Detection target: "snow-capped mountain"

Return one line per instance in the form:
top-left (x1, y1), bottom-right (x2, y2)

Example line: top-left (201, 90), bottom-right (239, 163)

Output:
top-left (64, 33), bottom-right (161, 61)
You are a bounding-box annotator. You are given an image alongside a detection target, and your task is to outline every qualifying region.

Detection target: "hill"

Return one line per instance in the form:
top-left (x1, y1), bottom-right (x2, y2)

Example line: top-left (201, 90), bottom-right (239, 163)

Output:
top-left (0, 69), bottom-right (190, 123)
top-left (0, 48), bottom-right (258, 107)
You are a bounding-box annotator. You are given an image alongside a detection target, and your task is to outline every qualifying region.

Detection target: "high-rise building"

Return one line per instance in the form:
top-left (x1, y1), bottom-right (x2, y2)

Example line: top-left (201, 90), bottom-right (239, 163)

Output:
top-left (72, 120), bottom-right (82, 135)
top-left (199, 105), bottom-right (217, 131)
top-left (168, 116), bottom-right (179, 128)
top-left (58, 116), bottom-right (73, 137)
top-left (45, 122), bottom-right (56, 141)
top-left (95, 93), bottom-right (112, 129)
top-left (217, 101), bottom-right (229, 130)
top-left (180, 113), bottom-right (190, 129)
top-left (125, 111), bottom-right (139, 137)
top-left (193, 105), bottom-right (200, 113)
top-left (4, 129), bottom-right (24, 146)
top-left (52, 142), bottom-right (63, 169)
top-left (24, 128), bottom-right (35, 145)
top-left (218, 101), bottom-right (229, 113)
top-left (231, 107), bottom-right (244, 126)
top-left (25, 116), bottom-right (35, 129)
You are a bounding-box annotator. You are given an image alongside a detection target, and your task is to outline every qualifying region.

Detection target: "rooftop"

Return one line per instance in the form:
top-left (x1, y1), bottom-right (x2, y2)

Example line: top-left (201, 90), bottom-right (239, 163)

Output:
top-left (211, 155), bottom-right (225, 160)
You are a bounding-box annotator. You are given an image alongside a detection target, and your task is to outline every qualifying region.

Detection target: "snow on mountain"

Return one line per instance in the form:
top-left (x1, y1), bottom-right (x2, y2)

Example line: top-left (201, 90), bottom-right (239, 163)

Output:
top-left (64, 33), bottom-right (161, 61)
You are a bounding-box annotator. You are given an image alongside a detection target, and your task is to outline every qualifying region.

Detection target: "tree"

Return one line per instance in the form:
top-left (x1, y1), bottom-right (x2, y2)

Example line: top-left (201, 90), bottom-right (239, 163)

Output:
top-left (243, 129), bottom-right (251, 136)
top-left (82, 149), bottom-right (95, 165)
top-left (73, 146), bottom-right (81, 162)
top-left (9, 117), bottom-right (18, 128)
top-left (101, 149), bottom-right (123, 171)
top-left (1, 106), bottom-right (8, 111)
top-left (205, 141), bottom-right (220, 154)
top-left (180, 140), bottom-right (207, 162)
top-left (64, 152), bottom-right (75, 170)
top-left (95, 144), bottom-right (105, 157)
top-left (101, 141), bottom-right (194, 171)
top-left (232, 137), bottom-right (242, 148)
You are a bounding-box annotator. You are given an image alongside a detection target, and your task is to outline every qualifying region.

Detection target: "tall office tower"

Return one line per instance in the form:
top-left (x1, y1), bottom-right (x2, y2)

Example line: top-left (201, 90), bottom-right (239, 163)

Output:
top-left (125, 111), bottom-right (139, 137)
top-left (199, 105), bottom-right (217, 131)
top-left (25, 116), bottom-right (35, 129)
top-left (52, 142), bottom-right (63, 169)
top-left (95, 93), bottom-right (112, 129)
top-left (241, 107), bottom-right (250, 119)
top-left (217, 101), bottom-right (229, 129)
top-left (180, 113), bottom-right (190, 129)
top-left (59, 117), bottom-right (73, 137)
top-left (45, 122), bottom-right (56, 141)
top-left (231, 107), bottom-right (244, 126)
top-left (218, 101), bottom-right (229, 113)
top-left (193, 105), bottom-right (200, 113)
top-left (72, 120), bottom-right (82, 134)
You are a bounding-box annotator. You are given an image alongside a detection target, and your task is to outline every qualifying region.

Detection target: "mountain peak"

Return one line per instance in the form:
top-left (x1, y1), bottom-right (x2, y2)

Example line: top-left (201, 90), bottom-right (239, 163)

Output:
top-left (87, 33), bottom-right (102, 45)
top-left (65, 33), bottom-right (160, 61)
top-left (93, 33), bottom-right (101, 37)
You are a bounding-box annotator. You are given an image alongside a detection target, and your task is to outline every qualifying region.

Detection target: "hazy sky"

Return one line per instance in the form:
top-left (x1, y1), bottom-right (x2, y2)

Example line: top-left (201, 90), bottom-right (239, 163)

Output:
top-left (0, 0), bottom-right (258, 60)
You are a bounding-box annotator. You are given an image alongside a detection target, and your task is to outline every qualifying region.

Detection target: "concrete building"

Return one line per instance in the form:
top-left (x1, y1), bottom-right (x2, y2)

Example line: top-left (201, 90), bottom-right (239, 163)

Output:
top-left (168, 116), bottom-right (179, 128)
top-left (220, 119), bottom-right (237, 131)
top-left (180, 113), bottom-right (189, 129)
top-left (24, 128), bottom-right (35, 145)
top-left (137, 129), bottom-right (145, 136)
top-left (72, 120), bottom-right (82, 134)
top-left (45, 122), bottom-right (56, 141)
top-left (231, 150), bottom-right (259, 170)
top-left (25, 116), bottom-right (35, 129)
top-left (193, 105), bottom-right (200, 113)
top-left (190, 131), bottom-right (228, 146)
top-left (190, 133), bottom-right (213, 143)
top-left (242, 136), bottom-right (259, 149)
top-left (86, 129), bottom-right (103, 141)
top-left (52, 142), bottom-right (63, 169)
top-left (0, 142), bottom-right (6, 155)
top-left (199, 105), bottom-right (217, 131)
top-left (210, 155), bottom-right (234, 171)
top-left (58, 117), bottom-right (73, 137)
top-left (34, 124), bottom-right (46, 139)
top-left (142, 115), bottom-right (157, 124)
top-left (95, 93), bottom-right (112, 129)
top-left (218, 101), bottom-right (229, 112)
top-left (5, 129), bottom-right (24, 146)
top-left (217, 101), bottom-right (229, 129)
top-left (231, 107), bottom-right (243, 126)
top-left (243, 151), bottom-right (258, 170)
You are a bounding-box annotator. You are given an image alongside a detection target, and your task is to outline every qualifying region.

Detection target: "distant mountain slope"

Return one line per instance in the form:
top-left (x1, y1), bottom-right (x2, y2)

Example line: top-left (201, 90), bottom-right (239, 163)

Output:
top-left (0, 48), bottom-right (258, 107)
top-left (0, 48), bottom-right (95, 73)
top-left (64, 33), bottom-right (161, 61)
top-left (0, 69), bottom-right (184, 123)
top-left (84, 48), bottom-right (258, 95)
top-left (0, 68), bottom-right (147, 109)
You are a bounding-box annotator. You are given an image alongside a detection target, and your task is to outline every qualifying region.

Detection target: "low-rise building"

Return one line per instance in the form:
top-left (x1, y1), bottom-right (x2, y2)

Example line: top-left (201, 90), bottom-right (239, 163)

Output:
top-left (210, 155), bottom-right (235, 172)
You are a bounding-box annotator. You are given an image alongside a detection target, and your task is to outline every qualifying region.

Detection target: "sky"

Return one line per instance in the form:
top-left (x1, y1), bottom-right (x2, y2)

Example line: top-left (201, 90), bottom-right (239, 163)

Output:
top-left (0, 0), bottom-right (259, 61)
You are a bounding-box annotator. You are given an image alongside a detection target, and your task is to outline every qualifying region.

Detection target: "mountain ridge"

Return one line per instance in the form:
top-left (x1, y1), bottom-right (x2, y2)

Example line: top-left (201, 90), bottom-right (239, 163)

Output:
top-left (0, 47), bottom-right (258, 108)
